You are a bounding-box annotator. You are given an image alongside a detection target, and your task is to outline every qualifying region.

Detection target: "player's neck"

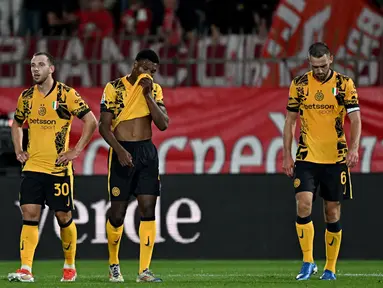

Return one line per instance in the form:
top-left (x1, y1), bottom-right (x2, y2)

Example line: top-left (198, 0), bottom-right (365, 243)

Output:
top-left (37, 77), bottom-right (55, 96)
top-left (127, 73), bottom-right (137, 85)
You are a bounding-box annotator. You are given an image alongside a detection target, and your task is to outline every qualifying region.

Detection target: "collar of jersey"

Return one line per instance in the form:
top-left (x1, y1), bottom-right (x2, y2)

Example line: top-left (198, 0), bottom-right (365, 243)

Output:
top-left (35, 80), bottom-right (57, 98)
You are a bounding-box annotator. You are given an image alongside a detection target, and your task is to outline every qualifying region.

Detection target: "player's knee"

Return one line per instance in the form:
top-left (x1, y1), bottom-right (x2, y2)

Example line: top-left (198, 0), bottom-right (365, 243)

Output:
top-left (55, 211), bottom-right (72, 227)
top-left (140, 210), bottom-right (155, 219)
top-left (324, 202), bottom-right (340, 222)
top-left (139, 202), bottom-right (155, 219)
top-left (108, 201), bottom-right (129, 227)
top-left (296, 201), bottom-right (312, 217)
top-left (140, 205), bottom-right (155, 218)
top-left (108, 212), bottom-right (125, 228)
top-left (296, 192), bottom-right (313, 217)
top-left (22, 212), bottom-right (40, 222)
top-left (324, 209), bottom-right (340, 223)
top-left (21, 205), bottom-right (41, 222)
top-left (137, 196), bottom-right (157, 219)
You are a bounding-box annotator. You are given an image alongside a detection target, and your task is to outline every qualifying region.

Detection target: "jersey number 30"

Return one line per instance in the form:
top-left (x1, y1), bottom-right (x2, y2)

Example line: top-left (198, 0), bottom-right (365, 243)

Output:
top-left (54, 183), bottom-right (70, 196)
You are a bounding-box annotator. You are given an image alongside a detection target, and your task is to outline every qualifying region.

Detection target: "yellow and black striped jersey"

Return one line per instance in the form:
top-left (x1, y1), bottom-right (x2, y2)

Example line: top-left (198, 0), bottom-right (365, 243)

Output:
top-left (287, 70), bottom-right (360, 164)
top-left (14, 81), bottom-right (91, 176)
top-left (100, 74), bottom-right (164, 130)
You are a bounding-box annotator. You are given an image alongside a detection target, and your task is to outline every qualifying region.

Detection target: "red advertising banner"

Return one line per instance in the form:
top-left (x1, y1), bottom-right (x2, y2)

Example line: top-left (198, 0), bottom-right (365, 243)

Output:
top-left (261, 0), bottom-right (383, 87)
top-left (0, 87), bottom-right (382, 175)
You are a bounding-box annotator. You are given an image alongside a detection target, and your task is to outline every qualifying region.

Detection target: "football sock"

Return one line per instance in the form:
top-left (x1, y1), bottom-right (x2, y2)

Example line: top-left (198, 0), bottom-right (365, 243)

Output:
top-left (20, 220), bottom-right (39, 272)
top-left (60, 218), bottom-right (77, 268)
top-left (107, 219), bottom-right (123, 265)
top-left (325, 221), bottom-right (342, 273)
top-left (139, 218), bottom-right (156, 274)
top-left (296, 216), bottom-right (314, 263)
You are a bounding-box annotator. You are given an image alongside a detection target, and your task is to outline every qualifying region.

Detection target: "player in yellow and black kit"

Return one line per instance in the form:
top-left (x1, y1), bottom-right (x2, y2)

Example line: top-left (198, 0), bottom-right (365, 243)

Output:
top-left (99, 49), bottom-right (169, 283)
top-left (283, 43), bottom-right (361, 281)
top-left (7, 52), bottom-right (97, 283)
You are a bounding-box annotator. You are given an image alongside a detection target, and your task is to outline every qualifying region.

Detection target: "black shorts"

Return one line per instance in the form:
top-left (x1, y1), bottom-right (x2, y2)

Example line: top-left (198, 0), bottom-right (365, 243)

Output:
top-left (19, 171), bottom-right (74, 211)
top-left (293, 161), bottom-right (353, 201)
top-left (108, 139), bottom-right (160, 201)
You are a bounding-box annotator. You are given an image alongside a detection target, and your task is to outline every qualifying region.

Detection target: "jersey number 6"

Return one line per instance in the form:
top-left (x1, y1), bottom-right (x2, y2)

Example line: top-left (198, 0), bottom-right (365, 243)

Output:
top-left (340, 171), bottom-right (347, 185)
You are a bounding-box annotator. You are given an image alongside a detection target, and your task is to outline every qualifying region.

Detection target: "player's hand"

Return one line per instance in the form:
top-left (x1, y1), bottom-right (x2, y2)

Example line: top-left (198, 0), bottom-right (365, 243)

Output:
top-left (346, 148), bottom-right (359, 168)
top-left (56, 149), bottom-right (80, 165)
top-left (15, 151), bottom-right (29, 164)
top-left (116, 148), bottom-right (134, 167)
top-left (138, 77), bottom-right (153, 96)
top-left (282, 155), bottom-right (295, 178)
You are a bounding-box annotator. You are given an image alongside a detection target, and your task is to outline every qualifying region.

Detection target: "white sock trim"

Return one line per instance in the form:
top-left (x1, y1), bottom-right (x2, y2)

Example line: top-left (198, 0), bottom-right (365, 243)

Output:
top-left (64, 263), bottom-right (75, 269)
top-left (21, 265), bottom-right (32, 273)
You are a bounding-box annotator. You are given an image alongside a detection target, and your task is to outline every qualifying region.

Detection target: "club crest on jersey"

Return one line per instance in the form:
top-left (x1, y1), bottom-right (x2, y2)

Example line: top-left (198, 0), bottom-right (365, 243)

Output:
top-left (332, 88), bottom-right (338, 96)
top-left (38, 105), bottom-right (46, 116)
top-left (315, 90), bottom-right (324, 101)
top-left (52, 101), bottom-right (59, 110)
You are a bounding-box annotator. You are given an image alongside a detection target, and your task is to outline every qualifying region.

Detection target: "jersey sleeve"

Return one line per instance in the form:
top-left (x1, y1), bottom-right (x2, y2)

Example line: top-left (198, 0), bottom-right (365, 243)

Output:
top-left (66, 88), bottom-right (91, 119)
top-left (344, 78), bottom-right (360, 114)
top-left (286, 81), bottom-right (300, 112)
top-left (100, 83), bottom-right (117, 113)
top-left (14, 94), bottom-right (26, 124)
top-left (153, 83), bottom-right (165, 106)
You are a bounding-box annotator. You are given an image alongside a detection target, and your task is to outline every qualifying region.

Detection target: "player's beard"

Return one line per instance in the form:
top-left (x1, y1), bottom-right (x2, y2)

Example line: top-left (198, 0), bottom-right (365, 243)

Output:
top-left (315, 71), bottom-right (328, 82)
top-left (33, 74), bottom-right (49, 85)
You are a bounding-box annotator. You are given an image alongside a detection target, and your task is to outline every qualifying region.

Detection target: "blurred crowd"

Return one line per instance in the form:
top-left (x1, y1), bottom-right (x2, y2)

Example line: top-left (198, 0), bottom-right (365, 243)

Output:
top-left (0, 0), bottom-right (279, 44)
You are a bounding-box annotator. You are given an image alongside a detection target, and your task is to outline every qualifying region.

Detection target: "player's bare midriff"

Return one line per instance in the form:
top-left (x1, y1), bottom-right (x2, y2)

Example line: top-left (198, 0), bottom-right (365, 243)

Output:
top-left (114, 115), bottom-right (152, 141)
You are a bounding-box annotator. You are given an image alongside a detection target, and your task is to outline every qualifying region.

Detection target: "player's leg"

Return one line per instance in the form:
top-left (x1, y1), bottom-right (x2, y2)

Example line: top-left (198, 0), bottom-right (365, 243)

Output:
top-left (136, 194), bottom-right (162, 283)
top-left (321, 200), bottom-right (341, 280)
top-left (319, 164), bottom-right (349, 280)
top-left (296, 192), bottom-right (315, 262)
top-left (9, 205), bottom-right (41, 282)
top-left (106, 145), bottom-right (136, 282)
top-left (8, 172), bottom-right (44, 283)
top-left (46, 174), bottom-right (77, 282)
top-left (107, 200), bottom-right (129, 282)
top-left (135, 140), bottom-right (162, 283)
top-left (293, 161), bottom-right (319, 280)
top-left (55, 211), bottom-right (77, 282)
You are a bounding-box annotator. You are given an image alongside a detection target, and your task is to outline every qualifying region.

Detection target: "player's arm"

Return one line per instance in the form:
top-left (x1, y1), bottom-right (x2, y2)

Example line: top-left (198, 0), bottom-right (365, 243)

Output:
top-left (11, 94), bottom-right (29, 163)
top-left (345, 79), bottom-right (361, 168)
top-left (139, 79), bottom-right (169, 131)
top-left (57, 89), bottom-right (97, 165)
top-left (99, 84), bottom-right (133, 167)
top-left (284, 111), bottom-right (298, 155)
top-left (74, 111), bottom-right (98, 151)
top-left (283, 81), bottom-right (300, 177)
top-left (283, 111), bottom-right (298, 177)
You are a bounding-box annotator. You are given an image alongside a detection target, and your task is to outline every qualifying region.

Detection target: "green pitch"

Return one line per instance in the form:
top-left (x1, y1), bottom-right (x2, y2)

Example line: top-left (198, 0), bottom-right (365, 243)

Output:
top-left (0, 260), bottom-right (382, 287)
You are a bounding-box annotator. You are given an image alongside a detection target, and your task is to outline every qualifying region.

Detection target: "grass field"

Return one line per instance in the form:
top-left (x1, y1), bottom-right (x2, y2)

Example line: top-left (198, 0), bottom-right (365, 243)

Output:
top-left (0, 260), bottom-right (382, 287)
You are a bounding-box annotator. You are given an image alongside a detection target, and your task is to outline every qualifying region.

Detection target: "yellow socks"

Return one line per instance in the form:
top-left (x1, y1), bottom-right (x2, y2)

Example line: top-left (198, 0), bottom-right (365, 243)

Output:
top-left (296, 216), bottom-right (314, 263)
top-left (60, 219), bottom-right (77, 268)
top-left (324, 222), bottom-right (342, 273)
top-left (20, 221), bottom-right (39, 272)
top-left (296, 216), bottom-right (342, 274)
top-left (106, 216), bottom-right (157, 273)
top-left (106, 219), bottom-right (123, 265)
top-left (139, 218), bottom-right (156, 274)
